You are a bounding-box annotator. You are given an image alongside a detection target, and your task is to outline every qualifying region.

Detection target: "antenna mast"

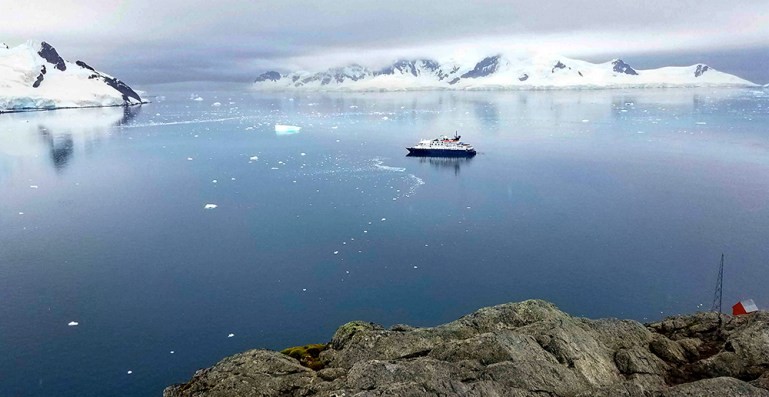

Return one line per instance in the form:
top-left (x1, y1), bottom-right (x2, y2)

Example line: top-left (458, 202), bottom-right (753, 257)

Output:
top-left (710, 253), bottom-right (724, 313)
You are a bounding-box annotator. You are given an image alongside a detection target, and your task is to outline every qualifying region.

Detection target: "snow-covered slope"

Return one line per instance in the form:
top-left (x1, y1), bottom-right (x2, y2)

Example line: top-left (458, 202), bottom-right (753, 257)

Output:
top-left (253, 54), bottom-right (756, 91)
top-left (0, 41), bottom-right (144, 112)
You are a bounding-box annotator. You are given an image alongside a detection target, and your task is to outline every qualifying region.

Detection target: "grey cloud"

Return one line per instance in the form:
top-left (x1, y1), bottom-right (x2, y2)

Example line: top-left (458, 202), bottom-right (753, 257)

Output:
top-left (3, 0), bottom-right (768, 85)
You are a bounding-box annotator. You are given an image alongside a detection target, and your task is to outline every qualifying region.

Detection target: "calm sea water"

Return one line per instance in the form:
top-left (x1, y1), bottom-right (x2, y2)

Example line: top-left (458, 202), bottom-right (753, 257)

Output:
top-left (2, 87), bottom-right (769, 396)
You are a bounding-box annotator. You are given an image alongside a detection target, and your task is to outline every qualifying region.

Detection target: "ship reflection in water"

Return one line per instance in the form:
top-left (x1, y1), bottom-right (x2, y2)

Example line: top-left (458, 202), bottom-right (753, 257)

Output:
top-left (406, 154), bottom-right (473, 176)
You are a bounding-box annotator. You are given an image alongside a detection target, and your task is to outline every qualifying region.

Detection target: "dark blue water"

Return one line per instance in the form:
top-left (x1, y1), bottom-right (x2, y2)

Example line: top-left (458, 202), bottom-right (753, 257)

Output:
top-left (2, 87), bottom-right (769, 396)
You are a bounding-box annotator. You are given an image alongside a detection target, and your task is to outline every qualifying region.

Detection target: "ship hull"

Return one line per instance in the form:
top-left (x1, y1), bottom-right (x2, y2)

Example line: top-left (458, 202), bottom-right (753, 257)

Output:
top-left (406, 148), bottom-right (476, 157)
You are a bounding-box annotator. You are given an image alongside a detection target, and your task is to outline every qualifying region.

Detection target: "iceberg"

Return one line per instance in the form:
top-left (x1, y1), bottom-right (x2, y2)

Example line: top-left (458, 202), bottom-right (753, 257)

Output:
top-left (274, 124), bottom-right (302, 135)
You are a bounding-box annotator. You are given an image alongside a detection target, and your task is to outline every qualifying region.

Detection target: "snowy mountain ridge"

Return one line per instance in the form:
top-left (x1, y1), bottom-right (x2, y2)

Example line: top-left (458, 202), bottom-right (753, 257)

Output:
top-left (0, 41), bottom-right (144, 112)
top-left (253, 54), bottom-right (757, 91)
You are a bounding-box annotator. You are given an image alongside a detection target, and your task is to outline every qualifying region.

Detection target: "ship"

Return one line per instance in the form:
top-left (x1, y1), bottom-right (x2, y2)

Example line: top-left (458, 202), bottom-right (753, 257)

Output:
top-left (406, 132), bottom-right (476, 157)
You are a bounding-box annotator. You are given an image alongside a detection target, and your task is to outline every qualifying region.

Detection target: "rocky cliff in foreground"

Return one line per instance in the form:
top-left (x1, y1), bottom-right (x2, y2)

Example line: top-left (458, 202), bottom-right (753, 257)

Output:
top-left (165, 300), bottom-right (769, 397)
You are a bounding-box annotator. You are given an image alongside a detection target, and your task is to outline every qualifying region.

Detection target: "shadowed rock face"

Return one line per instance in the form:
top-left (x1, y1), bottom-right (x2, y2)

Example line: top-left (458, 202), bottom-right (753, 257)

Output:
top-left (38, 42), bottom-right (66, 71)
top-left (461, 55), bottom-right (501, 79)
top-left (255, 71), bottom-right (281, 82)
top-left (612, 59), bottom-right (639, 75)
top-left (32, 65), bottom-right (46, 88)
top-left (71, 59), bottom-right (141, 102)
top-left (552, 61), bottom-right (567, 73)
top-left (695, 64), bottom-right (710, 77)
top-left (164, 300), bottom-right (769, 397)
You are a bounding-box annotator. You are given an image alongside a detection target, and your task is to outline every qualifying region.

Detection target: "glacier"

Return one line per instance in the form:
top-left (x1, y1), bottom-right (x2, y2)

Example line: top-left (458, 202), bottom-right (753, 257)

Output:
top-left (252, 54), bottom-right (757, 91)
top-left (0, 41), bottom-right (145, 112)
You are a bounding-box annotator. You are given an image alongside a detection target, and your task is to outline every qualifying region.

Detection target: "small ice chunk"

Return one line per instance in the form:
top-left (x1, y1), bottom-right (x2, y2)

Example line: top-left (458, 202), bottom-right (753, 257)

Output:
top-left (30, 185), bottom-right (39, 189)
top-left (249, 155), bottom-right (258, 161)
top-left (68, 321), bottom-right (79, 326)
top-left (18, 212), bottom-right (24, 215)
top-left (300, 152), bottom-right (306, 156)
top-left (204, 204), bottom-right (218, 209)
top-left (212, 179), bottom-right (218, 183)
top-left (382, 116), bottom-right (389, 120)
top-left (381, 218), bottom-right (386, 221)
top-left (333, 251), bottom-right (339, 254)
top-left (413, 266), bottom-right (418, 269)
top-left (211, 102), bottom-right (222, 107)
top-left (228, 333), bottom-right (235, 338)
top-left (271, 167), bottom-right (279, 170)
top-left (170, 351), bottom-right (175, 354)
top-left (187, 157), bottom-right (193, 161)
top-left (127, 370), bottom-right (133, 375)
top-left (274, 124), bottom-right (302, 133)
top-left (193, 96), bottom-right (204, 101)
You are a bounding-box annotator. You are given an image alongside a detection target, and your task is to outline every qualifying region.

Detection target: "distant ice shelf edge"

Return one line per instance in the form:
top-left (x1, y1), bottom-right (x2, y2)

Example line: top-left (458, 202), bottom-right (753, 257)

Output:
top-left (252, 55), bottom-right (758, 91)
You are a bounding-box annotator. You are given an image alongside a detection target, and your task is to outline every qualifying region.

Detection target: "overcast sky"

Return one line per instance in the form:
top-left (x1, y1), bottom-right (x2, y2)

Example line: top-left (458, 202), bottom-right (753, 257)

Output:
top-left (3, 0), bottom-right (769, 85)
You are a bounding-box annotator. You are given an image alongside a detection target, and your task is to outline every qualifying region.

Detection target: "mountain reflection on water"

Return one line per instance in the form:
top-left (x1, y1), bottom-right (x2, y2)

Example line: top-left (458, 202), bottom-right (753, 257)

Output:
top-left (0, 105), bottom-right (141, 173)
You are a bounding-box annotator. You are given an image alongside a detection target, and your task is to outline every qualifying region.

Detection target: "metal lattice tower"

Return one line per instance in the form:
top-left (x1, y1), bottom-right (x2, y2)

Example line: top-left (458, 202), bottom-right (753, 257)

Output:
top-left (710, 254), bottom-right (724, 313)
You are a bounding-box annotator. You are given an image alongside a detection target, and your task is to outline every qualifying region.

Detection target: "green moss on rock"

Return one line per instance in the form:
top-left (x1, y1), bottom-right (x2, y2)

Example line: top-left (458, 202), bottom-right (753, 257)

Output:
top-left (280, 343), bottom-right (328, 370)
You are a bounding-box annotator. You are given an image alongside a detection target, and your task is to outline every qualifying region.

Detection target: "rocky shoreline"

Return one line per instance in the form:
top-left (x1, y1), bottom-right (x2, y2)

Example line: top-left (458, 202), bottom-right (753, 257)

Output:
top-left (164, 300), bottom-right (769, 397)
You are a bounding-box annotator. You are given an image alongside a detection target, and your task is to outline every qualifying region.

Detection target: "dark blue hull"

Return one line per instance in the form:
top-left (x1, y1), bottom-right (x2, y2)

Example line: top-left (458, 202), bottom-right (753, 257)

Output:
top-left (406, 148), bottom-right (476, 157)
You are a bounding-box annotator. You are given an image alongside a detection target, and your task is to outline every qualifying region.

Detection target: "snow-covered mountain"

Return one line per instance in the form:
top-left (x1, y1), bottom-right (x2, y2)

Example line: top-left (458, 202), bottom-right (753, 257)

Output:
top-left (253, 54), bottom-right (756, 91)
top-left (0, 41), bottom-right (144, 112)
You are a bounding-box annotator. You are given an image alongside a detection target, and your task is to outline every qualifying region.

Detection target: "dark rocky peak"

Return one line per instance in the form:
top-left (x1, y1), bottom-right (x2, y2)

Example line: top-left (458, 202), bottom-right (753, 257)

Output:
top-left (33, 66), bottom-right (46, 88)
top-left (1, 43), bottom-right (8, 49)
top-left (329, 64), bottom-right (370, 83)
top-left (254, 71), bottom-right (282, 82)
top-left (518, 73), bottom-right (529, 81)
top-left (377, 59), bottom-right (441, 77)
top-left (611, 59), bottom-right (638, 75)
top-left (75, 60), bottom-right (96, 72)
top-left (102, 76), bottom-right (142, 102)
top-left (694, 64), bottom-right (710, 77)
top-left (37, 42), bottom-right (66, 71)
top-left (461, 55), bottom-right (502, 79)
top-left (551, 61), bottom-right (566, 73)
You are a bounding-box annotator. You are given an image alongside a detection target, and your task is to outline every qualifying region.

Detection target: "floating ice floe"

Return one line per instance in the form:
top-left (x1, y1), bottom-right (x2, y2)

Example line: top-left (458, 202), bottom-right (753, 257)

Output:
top-left (30, 185), bottom-right (38, 189)
top-left (211, 102), bottom-right (221, 107)
top-left (192, 96), bottom-right (204, 102)
top-left (228, 333), bottom-right (235, 338)
top-left (68, 321), bottom-right (79, 326)
top-left (204, 204), bottom-right (218, 209)
top-left (249, 155), bottom-right (258, 161)
top-left (333, 251), bottom-right (339, 255)
top-left (127, 370), bottom-right (133, 375)
top-left (275, 124), bottom-right (302, 135)
top-left (300, 152), bottom-right (306, 156)
top-left (187, 157), bottom-right (193, 161)
top-left (212, 180), bottom-right (218, 183)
